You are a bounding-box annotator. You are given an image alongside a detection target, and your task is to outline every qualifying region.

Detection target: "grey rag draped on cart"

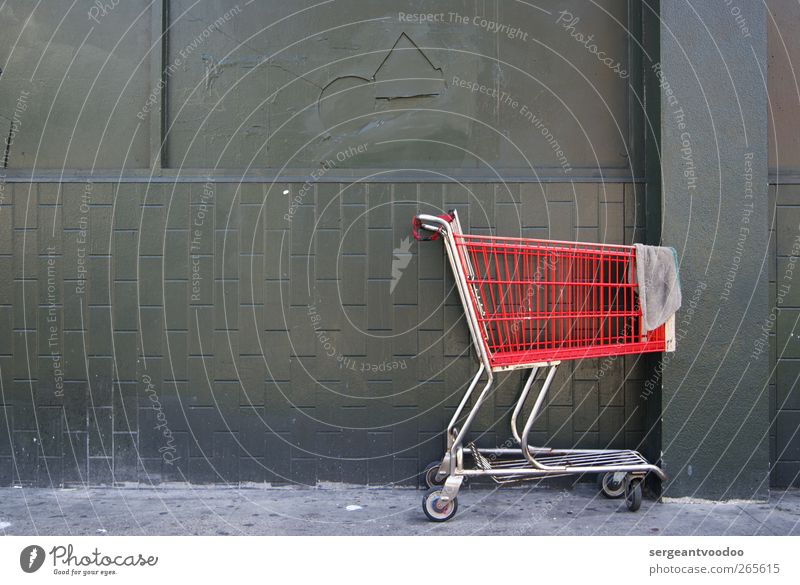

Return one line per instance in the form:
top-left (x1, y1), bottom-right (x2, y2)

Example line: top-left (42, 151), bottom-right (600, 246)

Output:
top-left (633, 244), bottom-right (682, 333)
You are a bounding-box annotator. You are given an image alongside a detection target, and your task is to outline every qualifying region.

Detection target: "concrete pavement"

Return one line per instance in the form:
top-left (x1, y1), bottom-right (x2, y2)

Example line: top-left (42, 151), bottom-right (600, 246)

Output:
top-left (1, 484), bottom-right (798, 536)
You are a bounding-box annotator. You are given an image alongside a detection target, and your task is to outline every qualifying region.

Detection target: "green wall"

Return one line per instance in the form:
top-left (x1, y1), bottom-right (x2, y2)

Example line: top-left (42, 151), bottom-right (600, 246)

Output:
top-left (0, 1), bottom-right (683, 487)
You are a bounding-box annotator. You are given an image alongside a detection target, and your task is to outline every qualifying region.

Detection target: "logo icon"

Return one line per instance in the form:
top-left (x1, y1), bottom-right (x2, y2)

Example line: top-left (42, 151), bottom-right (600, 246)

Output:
top-left (391, 236), bottom-right (413, 294)
top-left (20, 545), bottom-right (45, 573)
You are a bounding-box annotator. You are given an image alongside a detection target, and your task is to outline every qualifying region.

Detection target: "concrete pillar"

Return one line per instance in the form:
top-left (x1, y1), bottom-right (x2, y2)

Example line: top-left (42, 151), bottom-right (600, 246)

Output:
top-left (659, 1), bottom-right (770, 499)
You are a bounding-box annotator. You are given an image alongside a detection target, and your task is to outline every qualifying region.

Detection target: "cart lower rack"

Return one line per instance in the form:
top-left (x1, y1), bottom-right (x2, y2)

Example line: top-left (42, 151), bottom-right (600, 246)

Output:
top-left (413, 210), bottom-right (674, 522)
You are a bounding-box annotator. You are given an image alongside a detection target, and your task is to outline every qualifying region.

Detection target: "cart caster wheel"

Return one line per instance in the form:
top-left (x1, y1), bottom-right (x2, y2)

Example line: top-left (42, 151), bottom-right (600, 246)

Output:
top-left (423, 462), bottom-right (445, 488)
top-left (422, 487), bottom-right (458, 522)
top-left (598, 472), bottom-right (625, 499)
top-left (625, 479), bottom-right (642, 512)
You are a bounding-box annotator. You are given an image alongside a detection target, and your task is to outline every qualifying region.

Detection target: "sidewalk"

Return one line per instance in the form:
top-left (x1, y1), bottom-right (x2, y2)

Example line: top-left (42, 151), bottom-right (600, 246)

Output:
top-left (1, 484), bottom-right (798, 536)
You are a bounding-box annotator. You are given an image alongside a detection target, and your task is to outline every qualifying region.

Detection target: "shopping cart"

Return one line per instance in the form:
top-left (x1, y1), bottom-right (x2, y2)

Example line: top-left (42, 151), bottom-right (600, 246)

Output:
top-left (413, 210), bottom-right (674, 521)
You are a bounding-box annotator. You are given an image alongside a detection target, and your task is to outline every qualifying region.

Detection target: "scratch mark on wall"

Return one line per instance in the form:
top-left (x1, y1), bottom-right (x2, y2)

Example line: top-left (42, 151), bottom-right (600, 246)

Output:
top-left (0, 66), bottom-right (7, 168)
top-left (318, 32), bottom-right (444, 115)
top-left (372, 32), bottom-right (444, 99)
top-left (2, 119), bottom-right (12, 169)
top-left (201, 53), bottom-right (323, 97)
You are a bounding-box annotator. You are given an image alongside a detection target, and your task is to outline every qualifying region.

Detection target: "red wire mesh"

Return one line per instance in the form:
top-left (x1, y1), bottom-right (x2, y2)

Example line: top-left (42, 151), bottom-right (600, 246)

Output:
top-left (453, 234), bottom-right (666, 368)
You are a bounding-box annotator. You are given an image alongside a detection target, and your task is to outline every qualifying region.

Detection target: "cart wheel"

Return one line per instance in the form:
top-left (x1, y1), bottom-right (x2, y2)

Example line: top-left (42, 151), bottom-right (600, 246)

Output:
top-left (625, 478), bottom-right (642, 512)
top-left (423, 462), bottom-right (445, 488)
top-left (422, 488), bottom-right (458, 522)
top-left (598, 472), bottom-right (625, 499)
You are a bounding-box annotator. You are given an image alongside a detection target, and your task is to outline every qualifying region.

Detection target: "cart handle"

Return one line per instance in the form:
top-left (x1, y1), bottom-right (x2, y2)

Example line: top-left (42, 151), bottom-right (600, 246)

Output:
top-left (412, 212), bottom-right (454, 241)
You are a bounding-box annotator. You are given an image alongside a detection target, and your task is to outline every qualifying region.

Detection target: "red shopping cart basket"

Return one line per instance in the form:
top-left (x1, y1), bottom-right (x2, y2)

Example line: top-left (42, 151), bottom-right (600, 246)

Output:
top-left (413, 210), bottom-right (674, 522)
top-left (452, 232), bottom-right (667, 370)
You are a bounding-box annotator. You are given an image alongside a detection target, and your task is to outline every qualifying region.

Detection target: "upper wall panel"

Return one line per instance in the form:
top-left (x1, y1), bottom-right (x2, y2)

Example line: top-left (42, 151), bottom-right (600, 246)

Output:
top-left (0, 1), bottom-right (153, 169)
top-left (164, 0), bottom-right (634, 174)
top-left (0, 1), bottom-right (637, 176)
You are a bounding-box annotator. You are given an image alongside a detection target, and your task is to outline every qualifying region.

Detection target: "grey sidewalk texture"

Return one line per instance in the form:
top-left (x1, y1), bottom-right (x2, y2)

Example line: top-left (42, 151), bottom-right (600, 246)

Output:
top-left (1, 485), bottom-right (798, 536)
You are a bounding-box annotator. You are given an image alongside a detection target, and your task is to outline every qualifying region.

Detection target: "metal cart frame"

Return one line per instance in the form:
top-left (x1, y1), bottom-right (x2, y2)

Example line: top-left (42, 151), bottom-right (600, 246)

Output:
top-left (414, 210), bottom-right (673, 522)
